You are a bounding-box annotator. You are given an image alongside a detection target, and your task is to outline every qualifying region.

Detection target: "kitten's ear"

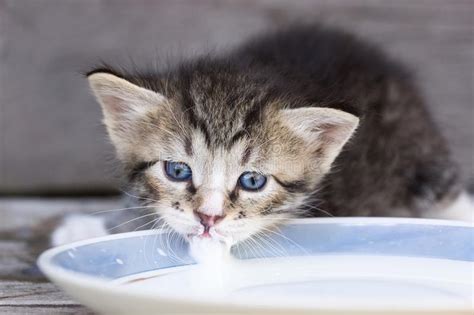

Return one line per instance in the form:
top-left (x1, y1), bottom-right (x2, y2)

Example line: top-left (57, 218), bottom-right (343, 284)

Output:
top-left (279, 107), bottom-right (359, 170)
top-left (87, 72), bottom-right (167, 158)
top-left (87, 72), bottom-right (166, 125)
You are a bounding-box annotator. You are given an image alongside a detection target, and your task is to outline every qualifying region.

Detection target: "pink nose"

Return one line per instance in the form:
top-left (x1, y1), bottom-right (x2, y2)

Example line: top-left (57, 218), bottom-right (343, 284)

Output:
top-left (194, 211), bottom-right (225, 232)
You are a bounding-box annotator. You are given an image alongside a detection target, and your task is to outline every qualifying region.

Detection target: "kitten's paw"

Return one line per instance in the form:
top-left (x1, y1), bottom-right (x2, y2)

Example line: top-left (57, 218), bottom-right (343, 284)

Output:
top-left (443, 192), bottom-right (474, 222)
top-left (51, 214), bottom-right (108, 246)
top-left (423, 192), bottom-right (474, 223)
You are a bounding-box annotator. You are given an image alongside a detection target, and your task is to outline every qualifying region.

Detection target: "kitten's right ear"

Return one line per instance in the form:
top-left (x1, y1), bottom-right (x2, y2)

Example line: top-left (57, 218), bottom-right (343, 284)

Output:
top-left (87, 72), bottom-right (166, 125)
top-left (87, 72), bottom-right (167, 158)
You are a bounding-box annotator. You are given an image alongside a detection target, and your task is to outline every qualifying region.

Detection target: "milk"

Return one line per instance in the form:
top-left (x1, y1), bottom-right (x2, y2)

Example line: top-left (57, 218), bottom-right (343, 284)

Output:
top-left (122, 253), bottom-right (473, 309)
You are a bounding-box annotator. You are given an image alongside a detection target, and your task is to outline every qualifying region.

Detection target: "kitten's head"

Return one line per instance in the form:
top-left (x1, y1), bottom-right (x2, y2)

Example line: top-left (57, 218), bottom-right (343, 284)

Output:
top-left (87, 65), bottom-right (358, 245)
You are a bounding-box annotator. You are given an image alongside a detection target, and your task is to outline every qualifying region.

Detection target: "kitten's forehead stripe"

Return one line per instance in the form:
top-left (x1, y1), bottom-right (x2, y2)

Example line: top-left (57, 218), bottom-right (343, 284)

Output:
top-left (228, 129), bottom-right (247, 148)
top-left (241, 145), bottom-right (252, 166)
top-left (242, 98), bottom-right (268, 130)
top-left (179, 80), bottom-right (200, 129)
top-left (184, 137), bottom-right (193, 156)
top-left (196, 119), bottom-right (212, 147)
top-left (172, 64), bottom-right (275, 149)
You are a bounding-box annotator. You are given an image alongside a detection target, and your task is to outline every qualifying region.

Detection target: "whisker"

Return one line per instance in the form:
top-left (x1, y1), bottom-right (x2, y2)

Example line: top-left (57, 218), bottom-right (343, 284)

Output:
top-left (120, 190), bottom-right (160, 204)
top-left (168, 229), bottom-right (187, 264)
top-left (134, 217), bottom-right (161, 231)
top-left (158, 222), bottom-right (180, 264)
top-left (261, 226), bottom-right (309, 255)
top-left (301, 204), bottom-right (334, 217)
top-left (254, 231), bottom-right (287, 257)
top-left (91, 205), bottom-right (157, 215)
top-left (241, 236), bottom-right (264, 259)
top-left (108, 213), bottom-right (158, 231)
top-left (244, 235), bottom-right (265, 258)
top-left (145, 218), bottom-right (165, 266)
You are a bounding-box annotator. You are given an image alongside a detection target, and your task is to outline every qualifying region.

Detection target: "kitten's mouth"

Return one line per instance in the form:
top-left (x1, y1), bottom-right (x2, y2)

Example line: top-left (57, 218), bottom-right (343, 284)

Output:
top-left (201, 226), bottom-right (212, 238)
top-left (188, 226), bottom-right (228, 242)
top-left (195, 231), bottom-right (211, 238)
top-left (186, 231), bottom-right (212, 239)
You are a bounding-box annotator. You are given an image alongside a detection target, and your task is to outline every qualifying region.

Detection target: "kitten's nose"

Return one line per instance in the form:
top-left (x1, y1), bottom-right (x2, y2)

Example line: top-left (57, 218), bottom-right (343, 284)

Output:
top-left (194, 210), bottom-right (225, 232)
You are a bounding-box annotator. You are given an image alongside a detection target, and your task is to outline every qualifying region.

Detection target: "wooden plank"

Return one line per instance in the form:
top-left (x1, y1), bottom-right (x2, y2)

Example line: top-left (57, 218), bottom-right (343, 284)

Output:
top-left (0, 239), bottom-right (90, 313)
top-left (0, 240), bottom-right (31, 282)
top-left (0, 198), bottom-right (116, 313)
top-left (0, 281), bottom-right (77, 306)
top-left (0, 280), bottom-right (91, 313)
top-left (0, 305), bottom-right (91, 314)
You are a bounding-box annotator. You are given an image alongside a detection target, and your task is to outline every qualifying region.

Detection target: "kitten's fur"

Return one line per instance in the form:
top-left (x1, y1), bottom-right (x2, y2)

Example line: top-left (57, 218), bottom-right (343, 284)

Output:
top-left (54, 25), bottom-right (471, 246)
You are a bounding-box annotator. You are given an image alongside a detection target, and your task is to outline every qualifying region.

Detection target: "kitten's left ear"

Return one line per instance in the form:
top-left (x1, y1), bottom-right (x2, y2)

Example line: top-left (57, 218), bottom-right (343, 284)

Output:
top-left (279, 107), bottom-right (359, 170)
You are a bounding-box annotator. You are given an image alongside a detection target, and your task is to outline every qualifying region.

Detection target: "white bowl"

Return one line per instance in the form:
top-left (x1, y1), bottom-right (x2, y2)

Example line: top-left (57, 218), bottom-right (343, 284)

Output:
top-left (38, 218), bottom-right (474, 314)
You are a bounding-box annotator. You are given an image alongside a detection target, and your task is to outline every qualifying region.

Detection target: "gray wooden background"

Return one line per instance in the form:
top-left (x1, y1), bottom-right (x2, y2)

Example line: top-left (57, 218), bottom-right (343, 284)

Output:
top-left (0, 0), bottom-right (472, 195)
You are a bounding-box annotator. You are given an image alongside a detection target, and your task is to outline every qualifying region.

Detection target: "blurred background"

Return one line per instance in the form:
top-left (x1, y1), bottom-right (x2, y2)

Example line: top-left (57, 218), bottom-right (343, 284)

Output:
top-left (0, 0), bottom-right (472, 196)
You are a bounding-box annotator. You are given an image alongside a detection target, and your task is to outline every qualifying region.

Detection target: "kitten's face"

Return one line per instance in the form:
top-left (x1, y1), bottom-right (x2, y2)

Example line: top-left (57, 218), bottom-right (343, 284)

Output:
top-left (88, 71), bottom-right (358, 245)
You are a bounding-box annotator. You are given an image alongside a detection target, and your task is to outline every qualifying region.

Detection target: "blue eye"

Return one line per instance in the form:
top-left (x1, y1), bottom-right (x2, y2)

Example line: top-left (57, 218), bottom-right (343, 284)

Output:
top-left (164, 161), bottom-right (192, 181)
top-left (239, 172), bottom-right (267, 191)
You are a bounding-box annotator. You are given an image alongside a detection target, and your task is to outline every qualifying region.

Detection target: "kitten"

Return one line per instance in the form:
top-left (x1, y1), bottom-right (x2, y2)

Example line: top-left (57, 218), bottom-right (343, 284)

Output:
top-left (52, 25), bottom-right (472, 247)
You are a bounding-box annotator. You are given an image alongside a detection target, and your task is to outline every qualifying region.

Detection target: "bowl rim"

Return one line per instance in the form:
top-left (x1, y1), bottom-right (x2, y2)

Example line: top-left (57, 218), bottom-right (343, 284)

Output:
top-left (37, 217), bottom-right (473, 312)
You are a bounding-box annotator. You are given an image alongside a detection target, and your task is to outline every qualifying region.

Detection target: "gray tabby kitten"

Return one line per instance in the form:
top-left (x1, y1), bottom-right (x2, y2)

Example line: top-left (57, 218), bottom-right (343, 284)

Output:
top-left (52, 25), bottom-right (472, 246)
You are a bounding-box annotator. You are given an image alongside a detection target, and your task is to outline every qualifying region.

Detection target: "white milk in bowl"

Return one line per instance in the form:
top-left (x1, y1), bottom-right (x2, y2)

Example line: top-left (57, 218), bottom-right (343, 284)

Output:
top-left (119, 254), bottom-right (472, 310)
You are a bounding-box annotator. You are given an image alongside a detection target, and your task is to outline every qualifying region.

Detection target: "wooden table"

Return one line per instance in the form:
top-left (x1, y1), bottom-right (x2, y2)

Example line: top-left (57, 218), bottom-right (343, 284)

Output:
top-left (0, 198), bottom-right (122, 314)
